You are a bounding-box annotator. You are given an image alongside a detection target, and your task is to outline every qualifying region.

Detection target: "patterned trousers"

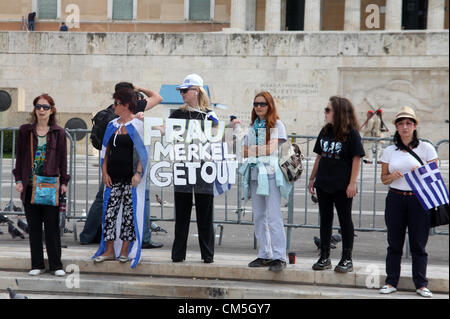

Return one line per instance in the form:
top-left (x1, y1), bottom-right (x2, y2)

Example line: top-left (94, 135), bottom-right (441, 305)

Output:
top-left (103, 181), bottom-right (136, 242)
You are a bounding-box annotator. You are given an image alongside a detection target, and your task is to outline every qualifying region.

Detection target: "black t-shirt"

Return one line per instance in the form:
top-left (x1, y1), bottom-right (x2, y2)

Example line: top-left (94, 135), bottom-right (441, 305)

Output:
top-left (313, 127), bottom-right (365, 193)
top-left (169, 108), bottom-right (215, 124)
top-left (107, 134), bottom-right (134, 183)
top-left (169, 108), bottom-right (217, 194)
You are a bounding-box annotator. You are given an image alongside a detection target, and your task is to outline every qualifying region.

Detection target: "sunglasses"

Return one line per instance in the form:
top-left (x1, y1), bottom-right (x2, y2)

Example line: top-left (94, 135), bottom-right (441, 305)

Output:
top-left (179, 88), bottom-right (196, 94)
top-left (324, 107), bottom-right (331, 113)
top-left (35, 104), bottom-right (51, 111)
top-left (253, 102), bottom-right (268, 108)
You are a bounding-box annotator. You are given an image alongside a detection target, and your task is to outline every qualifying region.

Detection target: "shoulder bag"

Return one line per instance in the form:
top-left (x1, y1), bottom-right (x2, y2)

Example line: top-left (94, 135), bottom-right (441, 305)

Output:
top-left (30, 132), bottom-right (60, 206)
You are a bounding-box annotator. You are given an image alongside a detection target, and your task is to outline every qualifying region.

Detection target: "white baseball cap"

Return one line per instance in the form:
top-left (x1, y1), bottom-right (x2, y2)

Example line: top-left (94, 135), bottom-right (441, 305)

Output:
top-left (176, 74), bottom-right (204, 90)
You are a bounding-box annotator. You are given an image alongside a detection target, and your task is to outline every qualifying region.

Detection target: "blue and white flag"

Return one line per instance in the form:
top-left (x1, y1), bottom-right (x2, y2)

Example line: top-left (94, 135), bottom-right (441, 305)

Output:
top-left (404, 161), bottom-right (449, 210)
top-left (93, 118), bottom-right (150, 269)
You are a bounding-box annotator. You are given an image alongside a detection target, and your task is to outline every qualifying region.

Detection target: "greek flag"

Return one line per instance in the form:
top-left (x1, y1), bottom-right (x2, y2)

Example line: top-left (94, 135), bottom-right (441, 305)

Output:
top-left (404, 161), bottom-right (449, 210)
top-left (93, 118), bottom-right (150, 269)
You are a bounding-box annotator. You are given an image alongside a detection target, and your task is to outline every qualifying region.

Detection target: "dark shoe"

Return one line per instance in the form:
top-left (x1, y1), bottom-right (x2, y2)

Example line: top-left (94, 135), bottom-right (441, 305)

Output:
top-left (141, 242), bottom-right (163, 249)
top-left (203, 257), bottom-right (214, 264)
top-left (248, 258), bottom-right (272, 267)
top-left (334, 259), bottom-right (353, 273)
top-left (312, 257), bottom-right (332, 270)
top-left (268, 259), bottom-right (286, 272)
top-left (172, 258), bottom-right (184, 263)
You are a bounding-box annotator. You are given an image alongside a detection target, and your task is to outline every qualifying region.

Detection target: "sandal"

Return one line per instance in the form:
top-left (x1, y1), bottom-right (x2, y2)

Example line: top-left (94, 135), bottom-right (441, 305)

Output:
top-left (94, 255), bottom-right (116, 263)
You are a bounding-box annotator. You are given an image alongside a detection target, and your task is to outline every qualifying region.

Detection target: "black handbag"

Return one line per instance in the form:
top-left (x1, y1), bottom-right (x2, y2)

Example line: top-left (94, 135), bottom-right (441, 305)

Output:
top-left (429, 204), bottom-right (449, 227)
top-left (405, 147), bottom-right (449, 227)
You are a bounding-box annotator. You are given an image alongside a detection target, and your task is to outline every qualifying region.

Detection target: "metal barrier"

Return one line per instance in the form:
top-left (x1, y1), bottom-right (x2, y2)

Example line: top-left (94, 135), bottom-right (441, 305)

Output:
top-left (1, 127), bottom-right (448, 247)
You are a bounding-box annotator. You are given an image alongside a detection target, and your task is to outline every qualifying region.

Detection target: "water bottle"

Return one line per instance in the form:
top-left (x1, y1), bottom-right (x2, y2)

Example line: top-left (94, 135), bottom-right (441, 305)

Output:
top-left (59, 193), bottom-right (67, 234)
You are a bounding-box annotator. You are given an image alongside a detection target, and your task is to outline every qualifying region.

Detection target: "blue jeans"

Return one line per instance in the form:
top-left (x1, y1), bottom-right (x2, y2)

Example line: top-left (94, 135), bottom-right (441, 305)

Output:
top-left (28, 21), bottom-right (35, 31)
top-left (142, 189), bottom-right (152, 244)
top-left (80, 182), bottom-right (104, 244)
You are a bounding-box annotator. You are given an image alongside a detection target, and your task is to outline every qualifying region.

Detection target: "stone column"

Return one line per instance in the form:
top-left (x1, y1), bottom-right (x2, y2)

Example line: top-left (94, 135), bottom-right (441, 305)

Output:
top-left (265, 0), bottom-right (282, 31)
top-left (230, 0), bottom-right (247, 30)
top-left (304, 0), bottom-right (321, 31)
top-left (427, 0), bottom-right (445, 29)
top-left (385, 0), bottom-right (403, 30)
top-left (344, 0), bottom-right (361, 31)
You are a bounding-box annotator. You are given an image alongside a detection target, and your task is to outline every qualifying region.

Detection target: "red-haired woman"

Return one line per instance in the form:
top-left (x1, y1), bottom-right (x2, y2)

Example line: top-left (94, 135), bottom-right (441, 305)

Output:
top-left (13, 94), bottom-right (70, 277)
top-left (240, 91), bottom-right (292, 272)
top-left (308, 96), bottom-right (365, 273)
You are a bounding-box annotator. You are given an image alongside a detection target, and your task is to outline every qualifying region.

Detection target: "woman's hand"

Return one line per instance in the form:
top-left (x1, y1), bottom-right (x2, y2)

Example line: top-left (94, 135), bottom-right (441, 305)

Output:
top-left (103, 172), bottom-right (112, 188)
top-left (346, 182), bottom-right (357, 198)
top-left (136, 112), bottom-right (144, 121)
top-left (61, 184), bottom-right (67, 194)
top-left (132, 172), bottom-right (142, 187)
top-left (15, 182), bottom-right (23, 193)
top-left (390, 170), bottom-right (403, 181)
top-left (308, 179), bottom-right (315, 195)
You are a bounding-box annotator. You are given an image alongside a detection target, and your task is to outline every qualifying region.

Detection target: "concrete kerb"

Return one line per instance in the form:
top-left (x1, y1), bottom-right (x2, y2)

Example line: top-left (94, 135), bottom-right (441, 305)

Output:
top-left (0, 246), bottom-right (447, 294)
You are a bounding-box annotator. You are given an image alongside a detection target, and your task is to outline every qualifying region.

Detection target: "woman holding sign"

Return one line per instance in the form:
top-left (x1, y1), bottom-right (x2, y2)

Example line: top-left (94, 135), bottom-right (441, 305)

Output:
top-left (241, 91), bottom-right (292, 272)
top-left (379, 106), bottom-right (438, 297)
top-left (170, 74), bottom-right (219, 264)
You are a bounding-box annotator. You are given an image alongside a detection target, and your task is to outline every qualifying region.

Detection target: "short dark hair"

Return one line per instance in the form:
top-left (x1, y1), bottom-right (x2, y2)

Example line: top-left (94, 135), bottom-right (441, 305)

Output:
top-left (115, 82), bottom-right (134, 93)
top-left (113, 88), bottom-right (136, 113)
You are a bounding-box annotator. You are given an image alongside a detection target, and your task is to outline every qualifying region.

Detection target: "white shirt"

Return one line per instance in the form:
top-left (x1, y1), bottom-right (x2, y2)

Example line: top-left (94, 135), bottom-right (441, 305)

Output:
top-left (380, 141), bottom-right (438, 191)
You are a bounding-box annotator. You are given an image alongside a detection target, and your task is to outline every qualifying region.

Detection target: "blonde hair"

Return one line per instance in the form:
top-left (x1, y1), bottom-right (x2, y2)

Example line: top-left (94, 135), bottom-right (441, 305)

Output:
top-left (180, 86), bottom-right (210, 112)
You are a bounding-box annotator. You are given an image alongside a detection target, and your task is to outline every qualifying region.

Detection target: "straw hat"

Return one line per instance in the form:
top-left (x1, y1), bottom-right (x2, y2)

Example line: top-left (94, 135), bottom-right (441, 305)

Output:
top-left (392, 106), bottom-right (418, 124)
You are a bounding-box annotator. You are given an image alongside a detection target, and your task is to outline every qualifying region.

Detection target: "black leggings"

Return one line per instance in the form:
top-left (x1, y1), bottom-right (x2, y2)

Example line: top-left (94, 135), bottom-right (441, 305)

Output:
top-left (316, 187), bottom-right (355, 252)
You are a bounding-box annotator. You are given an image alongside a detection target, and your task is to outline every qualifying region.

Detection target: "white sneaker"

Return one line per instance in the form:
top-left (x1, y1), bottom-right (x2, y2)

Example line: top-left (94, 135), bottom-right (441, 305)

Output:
top-left (379, 285), bottom-right (397, 294)
top-left (28, 269), bottom-right (44, 276)
top-left (416, 288), bottom-right (433, 298)
top-left (53, 270), bottom-right (66, 277)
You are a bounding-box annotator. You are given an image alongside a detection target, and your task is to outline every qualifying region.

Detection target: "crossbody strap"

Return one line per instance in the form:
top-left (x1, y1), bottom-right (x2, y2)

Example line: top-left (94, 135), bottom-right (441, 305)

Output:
top-left (404, 147), bottom-right (424, 166)
top-left (30, 131), bottom-right (34, 170)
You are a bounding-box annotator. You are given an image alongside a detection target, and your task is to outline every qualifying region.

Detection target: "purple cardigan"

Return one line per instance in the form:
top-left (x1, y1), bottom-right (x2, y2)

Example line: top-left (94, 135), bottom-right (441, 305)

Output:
top-left (12, 123), bottom-right (71, 203)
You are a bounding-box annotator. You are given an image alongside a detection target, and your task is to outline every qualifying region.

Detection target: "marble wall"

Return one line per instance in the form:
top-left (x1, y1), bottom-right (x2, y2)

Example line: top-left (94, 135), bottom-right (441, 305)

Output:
top-left (0, 30), bottom-right (448, 157)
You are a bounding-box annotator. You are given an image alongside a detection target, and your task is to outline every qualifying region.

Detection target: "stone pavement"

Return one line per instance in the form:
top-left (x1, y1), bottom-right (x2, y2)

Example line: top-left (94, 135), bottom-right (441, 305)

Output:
top-left (0, 230), bottom-right (448, 299)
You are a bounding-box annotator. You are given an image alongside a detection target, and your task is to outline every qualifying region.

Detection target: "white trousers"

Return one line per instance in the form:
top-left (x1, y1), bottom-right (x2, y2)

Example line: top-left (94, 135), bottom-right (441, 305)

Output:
top-left (250, 174), bottom-right (286, 262)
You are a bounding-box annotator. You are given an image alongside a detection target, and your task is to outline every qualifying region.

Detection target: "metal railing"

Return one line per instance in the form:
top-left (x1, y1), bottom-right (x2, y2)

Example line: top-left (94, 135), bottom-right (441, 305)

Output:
top-left (1, 127), bottom-right (448, 247)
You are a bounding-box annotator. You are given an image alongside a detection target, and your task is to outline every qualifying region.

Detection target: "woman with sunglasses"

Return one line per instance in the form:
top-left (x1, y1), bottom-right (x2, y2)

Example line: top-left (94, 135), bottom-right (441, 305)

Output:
top-left (13, 94), bottom-right (70, 277)
top-left (169, 74), bottom-right (219, 264)
top-left (93, 88), bottom-right (149, 268)
top-left (240, 91), bottom-right (292, 272)
top-left (308, 96), bottom-right (365, 273)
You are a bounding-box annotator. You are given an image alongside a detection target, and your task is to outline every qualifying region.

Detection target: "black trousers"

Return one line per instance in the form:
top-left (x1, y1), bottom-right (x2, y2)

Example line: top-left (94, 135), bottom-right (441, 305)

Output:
top-left (384, 190), bottom-right (430, 289)
top-left (316, 187), bottom-right (355, 253)
top-left (171, 189), bottom-right (214, 261)
top-left (23, 186), bottom-right (63, 271)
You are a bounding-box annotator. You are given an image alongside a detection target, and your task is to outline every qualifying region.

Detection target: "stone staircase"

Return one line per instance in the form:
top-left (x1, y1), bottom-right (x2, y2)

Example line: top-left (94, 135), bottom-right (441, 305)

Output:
top-left (0, 246), bottom-right (448, 299)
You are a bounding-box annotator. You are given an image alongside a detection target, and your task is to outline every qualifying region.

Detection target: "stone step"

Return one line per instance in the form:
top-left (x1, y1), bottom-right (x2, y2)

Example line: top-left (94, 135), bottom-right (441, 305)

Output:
top-left (0, 270), bottom-right (447, 299)
top-left (0, 247), bottom-right (448, 294)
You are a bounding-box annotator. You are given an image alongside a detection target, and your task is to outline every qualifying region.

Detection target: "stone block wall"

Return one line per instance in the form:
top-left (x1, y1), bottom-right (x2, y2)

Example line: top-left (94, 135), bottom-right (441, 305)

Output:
top-left (0, 30), bottom-right (448, 157)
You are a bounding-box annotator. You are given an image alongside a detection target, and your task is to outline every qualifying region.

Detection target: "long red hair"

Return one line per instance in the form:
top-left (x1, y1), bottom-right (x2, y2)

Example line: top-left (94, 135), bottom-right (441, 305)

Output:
top-left (251, 91), bottom-right (280, 144)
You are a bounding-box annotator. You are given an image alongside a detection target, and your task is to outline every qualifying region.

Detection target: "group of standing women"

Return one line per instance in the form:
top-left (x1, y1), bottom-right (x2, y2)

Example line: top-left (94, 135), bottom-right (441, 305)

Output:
top-left (240, 92), bottom-right (438, 297)
top-left (12, 74), bottom-right (439, 297)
